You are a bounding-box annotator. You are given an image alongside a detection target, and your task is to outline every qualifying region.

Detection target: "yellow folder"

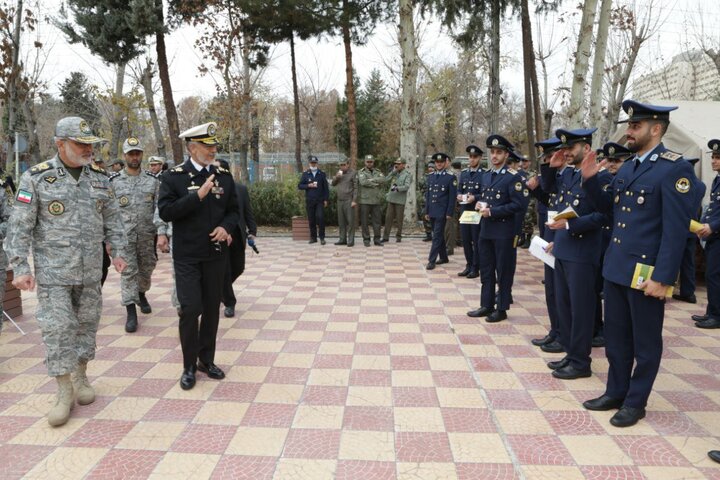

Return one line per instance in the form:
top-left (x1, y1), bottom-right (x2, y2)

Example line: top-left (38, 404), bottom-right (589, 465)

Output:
top-left (631, 263), bottom-right (673, 297)
top-left (689, 220), bottom-right (703, 234)
top-left (552, 206), bottom-right (578, 222)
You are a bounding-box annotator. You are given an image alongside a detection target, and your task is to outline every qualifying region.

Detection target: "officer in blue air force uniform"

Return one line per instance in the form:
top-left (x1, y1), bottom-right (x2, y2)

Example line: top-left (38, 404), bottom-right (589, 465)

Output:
top-left (672, 156), bottom-right (706, 304)
top-left (694, 139), bottom-right (720, 329)
top-left (456, 145), bottom-right (484, 279)
top-left (467, 134), bottom-right (526, 323)
top-left (580, 100), bottom-right (695, 427)
top-left (425, 153), bottom-right (457, 270)
top-left (543, 128), bottom-right (612, 380)
top-left (526, 137), bottom-right (567, 352)
top-left (507, 150), bottom-right (531, 249)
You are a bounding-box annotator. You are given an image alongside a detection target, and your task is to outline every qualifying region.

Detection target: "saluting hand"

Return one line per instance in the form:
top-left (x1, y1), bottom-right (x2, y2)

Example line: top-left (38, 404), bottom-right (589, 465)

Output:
top-left (198, 174), bottom-right (216, 200)
top-left (549, 150), bottom-right (565, 169)
top-left (13, 274), bottom-right (35, 291)
top-left (580, 150), bottom-right (605, 180)
top-left (526, 176), bottom-right (539, 190)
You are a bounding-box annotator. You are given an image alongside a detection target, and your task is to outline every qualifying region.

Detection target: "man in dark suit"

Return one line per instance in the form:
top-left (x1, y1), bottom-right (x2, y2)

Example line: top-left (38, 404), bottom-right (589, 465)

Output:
top-left (215, 160), bottom-right (257, 318)
top-left (581, 100), bottom-right (695, 427)
top-left (158, 122), bottom-right (240, 391)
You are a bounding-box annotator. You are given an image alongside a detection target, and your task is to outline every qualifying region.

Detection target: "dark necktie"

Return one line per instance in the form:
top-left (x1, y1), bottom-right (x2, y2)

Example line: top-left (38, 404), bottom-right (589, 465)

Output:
top-left (633, 158), bottom-right (640, 172)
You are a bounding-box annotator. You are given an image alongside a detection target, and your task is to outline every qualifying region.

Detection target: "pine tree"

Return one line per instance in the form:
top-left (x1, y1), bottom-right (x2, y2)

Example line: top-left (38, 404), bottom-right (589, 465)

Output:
top-left (59, 72), bottom-right (101, 131)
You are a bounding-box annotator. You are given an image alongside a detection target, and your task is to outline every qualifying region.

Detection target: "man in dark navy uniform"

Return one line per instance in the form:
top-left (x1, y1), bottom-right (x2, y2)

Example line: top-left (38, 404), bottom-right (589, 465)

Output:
top-left (694, 139), bottom-right (720, 329)
top-left (580, 100), bottom-right (695, 427)
top-left (673, 157), bottom-right (706, 303)
top-left (456, 145), bottom-right (484, 279)
top-left (507, 150), bottom-right (531, 249)
top-left (298, 155), bottom-right (329, 245)
top-left (425, 153), bottom-right (457, 270)
top-left (543, 128), bottom-right (612, 380)
top-left (527, 137), bottom-right (566, 352)
top-left (158, 122), bottom-right (240, 390)
top-left (467, 134), bottom-right (526, 323)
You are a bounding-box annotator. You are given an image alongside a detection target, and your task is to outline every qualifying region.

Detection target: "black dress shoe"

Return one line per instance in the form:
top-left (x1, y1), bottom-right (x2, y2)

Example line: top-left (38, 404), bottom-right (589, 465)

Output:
top-left (672, 293), bottom-right (696, 304)
top-left (138, 292), bottom-right (152, 314)
top-left (547, 357), bottom-right (569, 370)
top-left (696, 318), bottom-right (720, 329)
top-left (197, 362), bottom-right (225, 380)
top-left (426, 262), bottom-right (436, 270)
top-left (308, 239), bottom-right (318, 244)
top-left (552, 364), bottom-right (592, 379)
top-left (180, 365), bottom-right (197, 390)
top-left (486, 310), bottom-right (507, 323)
top-left (532, 334), bottom-right (554, 347)
top-left (436, 258), bottom-right (449, 265)
top-left (583, 394), bottom-right (624, 411)
top-left (458, 268), bottom-right (470, 277)
top-left (610, 406), bottom-right (646, 427)
top-left (692, 314), bottom-right (709, 322)
top-left (708, 450), bottom-right (720, 464)
top-left (224, 305), bottom-right (235, 318)
top-left (347, 242), bottom-right (354, 247)
top-left (540, 340), bottom-right (564, 353)
top-left (364, 241), bottom-right (371, 247)
top-left (374, 241), bottom-right (384, 246)
top-left (467, 306), bottom-right (493, 318)
top-left (466, 271), bottom-right (479, 279)
top-left (320, 239), bottom-right (326, 245)
top-left (380, 238), bottom-right (388, 243)
top-left (125, 304), bottom-right (138, 333)
top-left (422, 235), bottom-right (432, 242)
top-left (591, 335), bottom-right (606, 348)
top-left (334, 241), bottom-right (347, 246)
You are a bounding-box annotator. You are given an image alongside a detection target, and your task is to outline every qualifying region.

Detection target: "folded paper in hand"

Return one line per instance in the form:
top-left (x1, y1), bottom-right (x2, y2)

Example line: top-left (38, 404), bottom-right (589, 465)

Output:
top-left (529, 235), bottom-right (555, 269)
top-left (552, 206), bottom-right (578, 222)
top-left (459, 211), bottom-right (481, 224)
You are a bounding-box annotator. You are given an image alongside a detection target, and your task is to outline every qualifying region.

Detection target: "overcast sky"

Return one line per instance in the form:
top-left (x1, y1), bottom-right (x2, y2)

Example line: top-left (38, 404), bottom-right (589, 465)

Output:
top-left (26, 0), bottom-right (720, 107)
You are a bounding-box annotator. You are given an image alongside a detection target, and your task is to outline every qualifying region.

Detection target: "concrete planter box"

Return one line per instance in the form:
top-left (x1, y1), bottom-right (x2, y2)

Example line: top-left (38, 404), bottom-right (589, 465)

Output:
top-left (292, 216), bottom-right (310, 241)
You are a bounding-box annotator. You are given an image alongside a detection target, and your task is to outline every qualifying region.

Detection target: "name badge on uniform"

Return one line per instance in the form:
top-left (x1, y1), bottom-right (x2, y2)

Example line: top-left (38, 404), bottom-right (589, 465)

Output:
top-left (211, 186), bottom-right (224, 195)
top-left (91, 181), bottom-right (108, 189)
top-left (187, 185), bottom-right (200, 191)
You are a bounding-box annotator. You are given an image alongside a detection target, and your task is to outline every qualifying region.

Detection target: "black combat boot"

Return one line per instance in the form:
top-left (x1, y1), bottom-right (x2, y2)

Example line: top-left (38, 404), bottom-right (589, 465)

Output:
top-left (125, 304), bottom-right (138, 333)
top-left (138, 292), bottom-right (152, 314)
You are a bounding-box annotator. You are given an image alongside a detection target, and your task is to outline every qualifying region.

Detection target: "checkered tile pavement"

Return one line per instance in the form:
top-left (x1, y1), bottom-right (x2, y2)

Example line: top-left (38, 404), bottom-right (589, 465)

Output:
top-left (1, 237), bottom-right (719, 479)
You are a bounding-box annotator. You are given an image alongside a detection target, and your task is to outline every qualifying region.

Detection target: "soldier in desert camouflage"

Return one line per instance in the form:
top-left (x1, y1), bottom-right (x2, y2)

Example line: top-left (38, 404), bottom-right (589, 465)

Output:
top-left (5, 117), bottom-right (128, 427)
top-left (110, 137), bottom-right (162, 333)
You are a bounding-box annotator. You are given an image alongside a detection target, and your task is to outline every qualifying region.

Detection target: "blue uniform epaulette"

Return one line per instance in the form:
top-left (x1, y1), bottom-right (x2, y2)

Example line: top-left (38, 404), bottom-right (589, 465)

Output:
top-left (108, 172), bottom-right (121, 181)
top-left (30, 162), bottom-right (53, 175)
top-left (660, 151), bottom-right (681, 162)
top-left (89, 163), bottom-right (108, 175)
top-left (507, 168), bottom-right (518, 175)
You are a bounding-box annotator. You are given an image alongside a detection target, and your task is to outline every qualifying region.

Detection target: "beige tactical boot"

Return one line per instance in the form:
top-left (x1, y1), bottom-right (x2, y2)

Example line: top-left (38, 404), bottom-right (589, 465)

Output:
top-left (48, 374), bottom-right (74, 427)
top-left (72, 362), bottom-right (95, 405)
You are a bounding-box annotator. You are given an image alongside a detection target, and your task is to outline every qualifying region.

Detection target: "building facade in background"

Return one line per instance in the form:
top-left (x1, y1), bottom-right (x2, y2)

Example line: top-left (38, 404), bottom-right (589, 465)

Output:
top-left (633, 50), bottom-right (720, 102)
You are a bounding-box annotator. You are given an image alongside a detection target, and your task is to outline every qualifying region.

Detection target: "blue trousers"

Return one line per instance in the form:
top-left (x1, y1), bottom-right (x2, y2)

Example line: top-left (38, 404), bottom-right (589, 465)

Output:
top-left (460, 223), bottom-right (480, 272)
top-left (603, 279), bottom-right (665, 408)
top-left (706, 239), bottom-right (720, 319)
top-left (678, 237), bottom-right (697, 297)
top-left (306, 199), bottom-right (325, 240)
top-left (479, 237), bottom-right (515, 311)
top-left (428, 217), bottom-right (449, 263)
top-left (554, 259), bottom-right (597, 370)
top-left (544, 264), bottom-right (560, 340)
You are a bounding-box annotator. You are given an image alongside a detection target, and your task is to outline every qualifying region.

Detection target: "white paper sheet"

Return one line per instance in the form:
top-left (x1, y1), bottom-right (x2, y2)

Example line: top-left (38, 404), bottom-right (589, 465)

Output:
top-left (529, 235), bottom-right (555, 269)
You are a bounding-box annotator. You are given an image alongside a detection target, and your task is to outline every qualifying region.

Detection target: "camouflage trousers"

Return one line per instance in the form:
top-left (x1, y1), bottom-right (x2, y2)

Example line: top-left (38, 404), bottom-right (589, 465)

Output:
top-left (36, 282), bottom-right (102, 377)
top-left (121, 233), bottom-right (158, 306)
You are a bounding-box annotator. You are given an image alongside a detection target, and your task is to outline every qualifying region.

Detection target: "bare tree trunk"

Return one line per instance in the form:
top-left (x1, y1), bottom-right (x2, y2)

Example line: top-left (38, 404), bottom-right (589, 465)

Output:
top-left (290, 33), bottom-right (303, 173)
top-left (251, 102), bottom-right (259, 165)
top-left (141, 61), bottom-right (166, 158)
top-left (109, 63), bottom-right (126, 160)
top-left (342, 0), bottom-right (358, 169)
top-left (488, 0), bottom-right (501, 133)
top-left (589, 0), bottom-right (612, 145)
top-left (601, 35), bottom-right (642, 141)
top-left (399, 0), bottom-right (417, 223)
top-left (4, 0), bottom-right (22, 168)
top-left (155, 0), bottom-right (183, 165)
top-left (236, 31), bottom-right (251, 182)
top-left (567, 0), bottom-right (598, 126)
top-left (21, 99), bottom-right (41, 164)
top-left (544, 109), bottom-right (554, 139)
top-left (520, 0), bottom-right (536, 164)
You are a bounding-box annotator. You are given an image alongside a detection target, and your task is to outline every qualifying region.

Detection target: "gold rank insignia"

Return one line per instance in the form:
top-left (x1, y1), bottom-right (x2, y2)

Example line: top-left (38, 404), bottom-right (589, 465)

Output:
top-left (675, 178), bottom-right (690, 193)
top-left (30, 162), bottom-right (51, 175)
top-left (44, 176), bottom-right (57, 184)
top-left (507, 168), bottom-right (517, 175)
top-left (660, 151), bottom-right (681, 162)
top-left (48, 200), bottom-right (64, 215)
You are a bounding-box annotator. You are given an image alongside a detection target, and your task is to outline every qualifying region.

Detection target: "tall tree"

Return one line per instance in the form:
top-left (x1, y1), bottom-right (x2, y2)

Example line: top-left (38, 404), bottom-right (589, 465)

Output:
top-left (588, 0), bottom-right (612, 141)
top-left (59, 0), bottom-right (156, 157)
top-left (398, 0), bottom-right (418, 223)
top-left (137, 60), bottom-right (167, 158)
top-left (566, 0), bottom-right (598, 126)
top-left (59, 72), bottom-right (101, 129)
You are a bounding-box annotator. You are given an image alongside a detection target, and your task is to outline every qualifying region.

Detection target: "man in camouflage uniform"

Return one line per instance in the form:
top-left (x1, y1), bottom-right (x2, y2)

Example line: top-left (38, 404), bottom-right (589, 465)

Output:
top-left (357, 155), bottom-right (387, 247)
top-left (110, 137), bottom-right (162, 333)
top-left (0, 169), bottom-right (14, 334)
top-left (5, 117), bottom-right (128, 427)
top-left (418, 162), bottom-right (434, 241)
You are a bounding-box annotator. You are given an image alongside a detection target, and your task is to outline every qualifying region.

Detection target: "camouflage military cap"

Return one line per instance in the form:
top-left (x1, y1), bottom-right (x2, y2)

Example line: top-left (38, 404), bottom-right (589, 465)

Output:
top-left (122, 137), bottom-right (145, 153)
top-left (55, 117), bottom-right (105, 144)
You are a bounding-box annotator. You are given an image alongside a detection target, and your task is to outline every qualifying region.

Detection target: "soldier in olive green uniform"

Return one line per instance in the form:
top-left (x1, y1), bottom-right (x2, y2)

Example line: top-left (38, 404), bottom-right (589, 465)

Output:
top-left (357, 155), bottom-right (387, 247)
top-left (5, 117), bottom-right (128, 426)
top-left (110, 138), bottom-right (162, 333)
top-left (382, 158), bottom-right (412, 242)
